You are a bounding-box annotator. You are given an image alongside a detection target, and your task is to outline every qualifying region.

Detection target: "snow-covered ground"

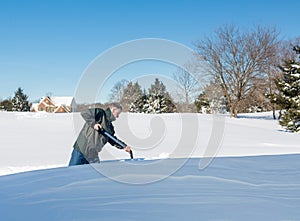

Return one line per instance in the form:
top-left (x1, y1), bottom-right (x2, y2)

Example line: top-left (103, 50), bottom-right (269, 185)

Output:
top-left (1, 111), bottom-right (300, 220)
top-left (1, 155), bottom-right (300, 220)
top-left (0, 111), bottom-right (299, 175)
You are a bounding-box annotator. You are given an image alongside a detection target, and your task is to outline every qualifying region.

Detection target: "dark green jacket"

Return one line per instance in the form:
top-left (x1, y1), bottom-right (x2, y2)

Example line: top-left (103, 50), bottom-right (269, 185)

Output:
top-left (73, 108), bottom-right (127, 162)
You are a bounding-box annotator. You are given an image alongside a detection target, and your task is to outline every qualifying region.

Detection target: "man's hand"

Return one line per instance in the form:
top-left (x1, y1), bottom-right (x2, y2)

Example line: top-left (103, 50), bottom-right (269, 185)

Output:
top-left (94, 123), bottom-right (102, 131)
top-left (124, 146), bottom-right (131, 153)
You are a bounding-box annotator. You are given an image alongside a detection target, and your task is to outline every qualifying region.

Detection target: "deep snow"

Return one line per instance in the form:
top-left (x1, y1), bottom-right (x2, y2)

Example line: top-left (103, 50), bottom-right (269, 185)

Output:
top-left (1, 111), bottom-right (300, 220)
top-left (0, 111), bottom-right (300, 175)
top-left (1, 155), bottom-right (300, 220)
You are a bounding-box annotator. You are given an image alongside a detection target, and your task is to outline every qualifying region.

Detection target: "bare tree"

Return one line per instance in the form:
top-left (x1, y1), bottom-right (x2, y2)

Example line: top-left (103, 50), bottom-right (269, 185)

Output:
top-left (109, 79), bottom-right (129, 103)
top-left (277, 37), bottom-right (300, 65)
top-left (195, 24), bottom-right (279, 117)
top-left (173, 63), bottom-right (200, 112)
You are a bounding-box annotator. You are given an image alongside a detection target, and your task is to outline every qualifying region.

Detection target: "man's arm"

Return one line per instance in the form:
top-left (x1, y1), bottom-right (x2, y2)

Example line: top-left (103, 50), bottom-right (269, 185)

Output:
top-left (107, 133), bottom-right (127, 149)
top-left (106, 132), bottom-right (131, 153)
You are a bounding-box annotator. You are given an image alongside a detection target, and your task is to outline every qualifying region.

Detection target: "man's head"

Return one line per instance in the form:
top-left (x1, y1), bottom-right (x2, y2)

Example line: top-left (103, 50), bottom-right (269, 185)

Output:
top-left (109, 103), bottom-right (123, 120)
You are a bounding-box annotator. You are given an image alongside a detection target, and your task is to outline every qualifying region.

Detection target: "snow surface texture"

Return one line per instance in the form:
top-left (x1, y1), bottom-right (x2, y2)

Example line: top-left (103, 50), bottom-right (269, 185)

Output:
top-left (1, 155), bottom-right (300, 220)
top-left (1, 112), bottom-right (300, 220)
top-left (0, 111), bottom-right (300, 175)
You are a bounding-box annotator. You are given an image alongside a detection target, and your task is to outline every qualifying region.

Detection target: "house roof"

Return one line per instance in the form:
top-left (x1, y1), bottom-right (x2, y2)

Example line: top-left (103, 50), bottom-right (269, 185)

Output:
top-left (54, 105), bottom-right (70, 113)
top-left (42, 96), bottom-right (75, 106)
top-left (41, 97), bottom-right (56, 106)
top-left (31, 103), bottom-right (39, 109)
top-left (31, 103), bottom-right (39, 111)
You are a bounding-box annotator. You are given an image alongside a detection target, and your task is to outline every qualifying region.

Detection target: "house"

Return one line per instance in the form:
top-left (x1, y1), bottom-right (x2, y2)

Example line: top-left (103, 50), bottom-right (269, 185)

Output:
top-left (31, 96), bottom-right (77, 113)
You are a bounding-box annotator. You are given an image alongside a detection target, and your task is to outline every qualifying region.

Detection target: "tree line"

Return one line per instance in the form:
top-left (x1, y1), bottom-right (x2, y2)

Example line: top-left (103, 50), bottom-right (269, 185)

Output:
top-left (108, 24), bottom-right (300, 132)
top-left (194, 25), bottom-right (299, 118)
top-left (194, 24), bottom-right (300, 131)
top-left (109, 78), bottom-right (176, 114)
top-left (2, 24), bottom-right (299, 132)
top-left (0, 87), bottom-right (30, 112)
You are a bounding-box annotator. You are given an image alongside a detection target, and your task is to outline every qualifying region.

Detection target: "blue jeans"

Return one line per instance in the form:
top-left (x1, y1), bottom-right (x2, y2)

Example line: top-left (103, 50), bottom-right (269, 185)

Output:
top-left (68, 148), bottom-right (89, 166)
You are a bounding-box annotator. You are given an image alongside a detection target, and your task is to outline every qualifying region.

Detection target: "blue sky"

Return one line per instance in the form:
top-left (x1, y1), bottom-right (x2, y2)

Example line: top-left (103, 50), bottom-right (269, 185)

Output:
top-left (0, 0), bottom-right (299, 103)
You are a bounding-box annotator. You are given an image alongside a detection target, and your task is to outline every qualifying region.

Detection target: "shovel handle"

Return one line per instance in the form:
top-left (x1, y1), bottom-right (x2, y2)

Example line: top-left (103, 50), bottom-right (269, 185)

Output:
top-left (129, 150), bottom-right (134, 159)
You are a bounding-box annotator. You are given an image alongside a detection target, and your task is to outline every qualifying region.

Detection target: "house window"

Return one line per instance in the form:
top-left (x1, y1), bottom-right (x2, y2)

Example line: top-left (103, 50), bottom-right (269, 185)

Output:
top-left (40, 107), bottom-right (44, 111)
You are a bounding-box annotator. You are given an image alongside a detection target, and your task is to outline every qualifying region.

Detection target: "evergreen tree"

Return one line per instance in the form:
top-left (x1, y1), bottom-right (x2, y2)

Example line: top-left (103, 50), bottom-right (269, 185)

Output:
top-left (129, 78), bottom-right (176, 114)
top-left (149, 78), bottom-right (167, 96)
top-left (270, 46), bottom-right (300, 132)
top-left (129, 89), bottom-right (147, 113)
top-left (11, 87), bottom-right (30, 112)
top-left (194, 93), bottom-right (211, 114)
top-left (144, 78), bottom-right (176, 113)
top-left (121, 82), bottom-right (143, 111)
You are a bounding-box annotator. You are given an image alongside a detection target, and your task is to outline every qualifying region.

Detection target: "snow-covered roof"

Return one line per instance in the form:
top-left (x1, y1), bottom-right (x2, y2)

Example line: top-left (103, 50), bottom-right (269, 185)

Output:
top-left (31, 103), bottom-right (39, 108)
top-left (30, 103), bottom-right (39, 111)
top-left (45, 97), bottom-right (75, 106)
top-left (54, 105), bottom-right (70, 113)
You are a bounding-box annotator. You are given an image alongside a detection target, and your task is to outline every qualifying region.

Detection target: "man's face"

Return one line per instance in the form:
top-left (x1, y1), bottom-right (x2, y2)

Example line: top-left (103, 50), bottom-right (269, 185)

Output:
top-left (111, 108), bottom-right (122, 120)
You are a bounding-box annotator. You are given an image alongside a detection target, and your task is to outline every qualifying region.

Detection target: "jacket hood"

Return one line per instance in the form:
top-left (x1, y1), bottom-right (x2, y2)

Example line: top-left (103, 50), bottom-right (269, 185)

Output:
top-left (105, 108), bottom-right (116, 122)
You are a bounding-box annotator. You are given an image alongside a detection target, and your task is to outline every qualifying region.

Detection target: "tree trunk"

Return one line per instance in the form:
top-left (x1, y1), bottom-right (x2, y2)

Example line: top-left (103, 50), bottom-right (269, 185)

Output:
top-left (272, 105), bottom-right (276, 120)
top-left (229, 106), bottom-right (238, 118)
top-left (234, 108), bottom-right (238, 118)
top-left (278, 110), bottom-right (282, 120)
top-left (229, 106), bottom-right (232, 117)
top-left (231, 101), bottom-right (239, 118)
top-left (185, 92), bottom-right (189, 112)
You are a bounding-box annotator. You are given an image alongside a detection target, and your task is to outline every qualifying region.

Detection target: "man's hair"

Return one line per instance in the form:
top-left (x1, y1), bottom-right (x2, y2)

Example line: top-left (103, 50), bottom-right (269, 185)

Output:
top-left (109, 102), bottom-right (123, 111)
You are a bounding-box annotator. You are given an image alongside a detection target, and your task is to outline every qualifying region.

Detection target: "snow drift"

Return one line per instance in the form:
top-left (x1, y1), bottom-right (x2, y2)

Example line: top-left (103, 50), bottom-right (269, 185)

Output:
top-left (1, 155), bottom-right (300, 220)
top-left (1, 111), bottom-right (300, 220)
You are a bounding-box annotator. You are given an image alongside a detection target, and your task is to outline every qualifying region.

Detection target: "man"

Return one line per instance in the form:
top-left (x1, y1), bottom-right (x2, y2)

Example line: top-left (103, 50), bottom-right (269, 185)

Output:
top-left (69, 103), bottom-right (131, 166)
